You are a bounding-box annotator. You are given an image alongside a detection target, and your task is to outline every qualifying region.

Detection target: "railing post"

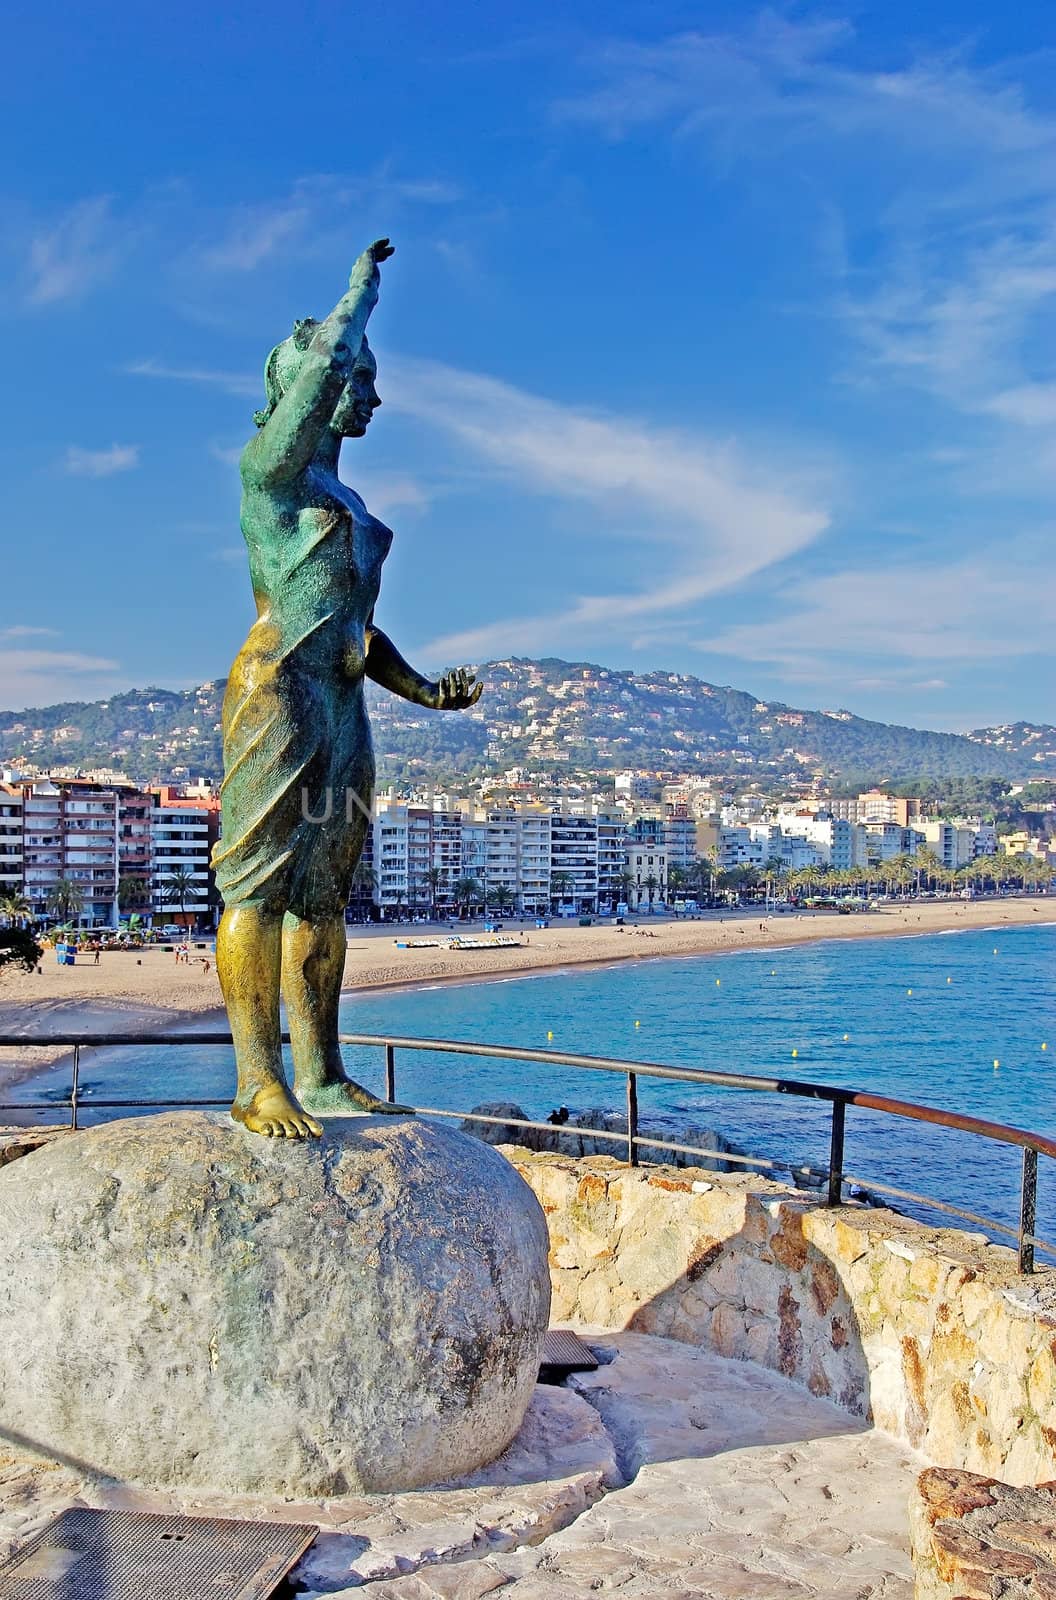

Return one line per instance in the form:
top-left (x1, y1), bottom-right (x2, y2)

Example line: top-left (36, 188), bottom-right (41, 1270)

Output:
top-left (626, 1071), bottom-right (638, 1167)
top-left (384, 1042), bottom-right (396, 1105)
top-left (827, 1099), bottom-right (845, 1206)
top-left (1019, 1146), bottom-right (1038, 1275)
top-left (70, 1044), bottom-right (81, 1132)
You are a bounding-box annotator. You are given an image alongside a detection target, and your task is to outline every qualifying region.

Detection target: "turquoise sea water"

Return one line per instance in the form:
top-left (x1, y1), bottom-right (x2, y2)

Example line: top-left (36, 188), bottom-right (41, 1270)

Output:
top-left (11, 923), bottom-right (1056, 1249)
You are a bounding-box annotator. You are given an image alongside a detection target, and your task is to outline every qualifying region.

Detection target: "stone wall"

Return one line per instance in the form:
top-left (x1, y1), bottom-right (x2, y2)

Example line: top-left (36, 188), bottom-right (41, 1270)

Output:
top-left (506, 1150), bottom-right (1056, 1484)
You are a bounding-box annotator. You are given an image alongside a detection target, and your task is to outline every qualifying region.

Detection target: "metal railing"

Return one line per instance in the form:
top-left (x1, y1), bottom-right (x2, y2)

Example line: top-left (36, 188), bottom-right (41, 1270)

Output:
top-left (1, 1030), bottom-right (1053, 1274)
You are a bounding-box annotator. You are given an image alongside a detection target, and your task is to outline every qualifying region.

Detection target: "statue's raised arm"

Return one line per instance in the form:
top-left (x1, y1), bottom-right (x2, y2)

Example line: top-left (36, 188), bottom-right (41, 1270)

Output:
top-left (242, 239), bottom-right (395, 488)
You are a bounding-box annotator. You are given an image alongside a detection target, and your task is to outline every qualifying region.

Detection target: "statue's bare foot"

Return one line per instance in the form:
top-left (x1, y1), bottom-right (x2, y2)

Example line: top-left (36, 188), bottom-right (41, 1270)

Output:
top-left (232, 1083), bottom-right (323, 1139)
top-left (297, 1078), bottom-right (413, 1116)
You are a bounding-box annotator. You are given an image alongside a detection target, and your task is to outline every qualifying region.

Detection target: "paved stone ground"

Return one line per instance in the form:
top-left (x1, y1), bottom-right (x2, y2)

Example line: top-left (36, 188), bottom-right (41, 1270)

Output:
top-left (0, 1332), bottom-right (921, 1598)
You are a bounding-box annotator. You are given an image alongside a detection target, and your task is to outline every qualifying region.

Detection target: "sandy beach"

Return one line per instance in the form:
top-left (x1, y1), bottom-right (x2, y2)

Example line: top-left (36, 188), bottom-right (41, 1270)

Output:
top-left (0, 896), bottom-right (1050, 1092)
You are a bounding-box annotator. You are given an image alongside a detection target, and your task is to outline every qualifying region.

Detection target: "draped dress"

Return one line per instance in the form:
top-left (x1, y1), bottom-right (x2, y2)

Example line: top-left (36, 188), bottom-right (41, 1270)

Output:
top-left (212, 476), bottom-right (392, 920)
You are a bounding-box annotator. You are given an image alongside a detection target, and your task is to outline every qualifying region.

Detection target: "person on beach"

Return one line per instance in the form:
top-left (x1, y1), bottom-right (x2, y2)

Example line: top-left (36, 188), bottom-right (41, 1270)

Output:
top-left (213, 239), bottom-right (483, 1140)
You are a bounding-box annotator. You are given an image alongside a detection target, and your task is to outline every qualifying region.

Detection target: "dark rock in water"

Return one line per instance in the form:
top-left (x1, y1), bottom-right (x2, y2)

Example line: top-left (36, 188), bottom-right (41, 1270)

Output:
top-left (461, 1104), bottom-right (731, 1171)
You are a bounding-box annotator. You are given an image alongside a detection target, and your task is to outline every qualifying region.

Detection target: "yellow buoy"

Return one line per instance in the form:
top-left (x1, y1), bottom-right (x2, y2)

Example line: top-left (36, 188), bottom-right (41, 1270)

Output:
top-left (947, 977), bottom-right (952, 984)
top-left (842, 1033), bottom-right (849, 1042)
top-left (1043, 1043), bottom-right (1049, 1052)
top-left (771, 969), bottom-right (776, 976)
top-left (715, 978), bottom-right (721, 987)
top-left (791, 1048), bottom-right (798, 1058)
top-left (994, 947), bottom-right (998, 954)
top-left (634, 1019), bottom-right (640, 1028)
top-left (993, 1059), bottom-right (1000, 1069)
top-left (547, 1030), bottom-right (553, 1040)
top-left (907, 988), bottom-right (913, 996)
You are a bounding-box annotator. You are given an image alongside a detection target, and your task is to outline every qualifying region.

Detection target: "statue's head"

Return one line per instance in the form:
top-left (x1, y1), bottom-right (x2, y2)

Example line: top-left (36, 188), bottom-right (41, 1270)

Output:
top-left (254, 320), bottom-right (381, 438)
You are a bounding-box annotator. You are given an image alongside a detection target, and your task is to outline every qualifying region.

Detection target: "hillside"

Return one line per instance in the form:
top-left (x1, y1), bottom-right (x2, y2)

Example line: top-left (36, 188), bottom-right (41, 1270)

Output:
top-left (0, 658), bottom-right (1052, 786)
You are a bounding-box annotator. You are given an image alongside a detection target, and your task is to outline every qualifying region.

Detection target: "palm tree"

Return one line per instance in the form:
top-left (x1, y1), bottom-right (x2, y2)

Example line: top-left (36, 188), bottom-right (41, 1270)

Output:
top-left (550, 871), bottom-right (573, 912)
top-left (453, 876), bottom-right (483, 920)
top-left (163, 868), bottom-right (202, 931)
top-left (667, 865), bottom-right (687, 900)
top-left (117, 874), bottom-right (151, 914)
top-left (643, 871), bottom-right (659, 909)
top-left (0, 892), bottom-right (30, 928)
top-left (613, 868), bottom-right (635, 910)
top-left (349, 861), bottom-right (379, 914)
top-left (913, 848), bottom-right (943, 896)
top-left (425, 865), bottom-right (445, 917)
top-left (487, 883), bottom-right (515, 914)
top-left (46, 878), bottom-right (83, 925)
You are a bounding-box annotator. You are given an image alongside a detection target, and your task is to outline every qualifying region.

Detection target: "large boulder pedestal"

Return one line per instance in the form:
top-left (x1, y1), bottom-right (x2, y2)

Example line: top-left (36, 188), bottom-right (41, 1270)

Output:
top-left (0, 1112), bottom-right (551, 1497)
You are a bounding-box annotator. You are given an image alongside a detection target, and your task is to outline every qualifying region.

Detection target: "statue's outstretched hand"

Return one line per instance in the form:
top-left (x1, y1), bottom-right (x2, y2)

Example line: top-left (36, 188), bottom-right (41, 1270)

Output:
top-left (429, 668), bottom-right (483, 711)
top-left (350, 238), bottom-right (395, 293)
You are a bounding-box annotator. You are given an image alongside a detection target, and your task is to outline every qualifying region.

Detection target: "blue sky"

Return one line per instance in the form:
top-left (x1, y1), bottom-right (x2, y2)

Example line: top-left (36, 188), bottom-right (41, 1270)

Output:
top-left (2, 1), bottom-right (1054, 733)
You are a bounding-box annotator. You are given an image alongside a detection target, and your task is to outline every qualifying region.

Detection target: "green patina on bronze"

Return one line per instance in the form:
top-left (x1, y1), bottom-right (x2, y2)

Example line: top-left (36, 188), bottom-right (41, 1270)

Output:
top-left (213, 241), bottom-right (482, 1139)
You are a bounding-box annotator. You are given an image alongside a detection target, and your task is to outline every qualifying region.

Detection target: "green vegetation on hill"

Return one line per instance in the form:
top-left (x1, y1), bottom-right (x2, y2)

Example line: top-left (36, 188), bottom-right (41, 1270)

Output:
top-left (0, 658), bottom-right (1052, 785)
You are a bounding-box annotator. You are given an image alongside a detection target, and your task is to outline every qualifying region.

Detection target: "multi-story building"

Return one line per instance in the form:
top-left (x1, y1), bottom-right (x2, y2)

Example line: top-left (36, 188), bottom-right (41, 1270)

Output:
top-left (626, 839), bottom-right (667, 909)
top-left (150, 788), bottom-right (216, 929)
top-left (862, 821), bottom-right (923, 864)
top-left (776, 811), bottom-right (866, 870)
top-left (516, 809), bottom-right (552, 916)
top-left (119, 788), bottom-right (153, 910)
top-left (0, 784), bottom-right (23, 897)
top-left (663, 813), bottom-right (699, 874)
top-left (19, 778), bottom-right (121, 926)
top-left (614, 772), bottom-right (662, 806)
top-left (373, 804), bottom-right (411, 912)
top-left (856, 790), bottom-right (922, 827)
top-left (430, 806), bottom-right (463, 911)
top-left (549, 813), bottom-right (598, 913)
top-left (596, 813), bottom-right (628, 912)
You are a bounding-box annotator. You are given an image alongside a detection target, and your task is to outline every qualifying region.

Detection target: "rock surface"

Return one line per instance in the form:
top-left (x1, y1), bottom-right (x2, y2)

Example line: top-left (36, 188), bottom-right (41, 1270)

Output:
top-left (0, 1111), bottom-right (550, 1496)
top-left (0, 1331), bottom-right (920, 1599)
top-left (911, 1467), bottom-right (1056, 1598)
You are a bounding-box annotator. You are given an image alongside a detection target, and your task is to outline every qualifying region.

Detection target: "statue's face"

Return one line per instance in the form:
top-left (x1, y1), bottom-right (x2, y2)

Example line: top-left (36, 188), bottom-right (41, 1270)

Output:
top-left (332, 343), bottom-right (381, 438)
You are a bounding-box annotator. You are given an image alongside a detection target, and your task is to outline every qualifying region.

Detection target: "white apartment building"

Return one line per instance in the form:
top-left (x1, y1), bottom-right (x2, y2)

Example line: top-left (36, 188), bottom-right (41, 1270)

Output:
top-left (460, 819), bottom-right (487, 899)
top-left (0, 785), bottom-right (23, 896)
top-left (549, 813), bottom-right (598, 912)
top-left (626, 841), bottom-right (667, 909)
top-left (862, 821), bottom-right (924, 863)
top-left (596, 814), bottom-right (627, 911)
top-left (717, 826), bottom-right (764, 871)
top-left (615, 772), bottom-right (662, 805)
top-left (150, 796), bottom-right (212, 927)
top-left (663, 814), bottom-right (699, 873)
top-left (776, 811), bottom-right (867, 869)
top-left (748, 825), bottom-right (826, 872)
top-left (484, 809), bottom-right (521, 907)
top-left (431, 807), bottom-right (463, 908)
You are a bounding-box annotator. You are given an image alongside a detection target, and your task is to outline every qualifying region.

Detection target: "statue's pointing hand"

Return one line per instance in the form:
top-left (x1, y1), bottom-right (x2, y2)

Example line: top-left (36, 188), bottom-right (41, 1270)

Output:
top-left (430, 668), bottom-right (483, 711)
top-left (350, 238), bottom-right (395, 294)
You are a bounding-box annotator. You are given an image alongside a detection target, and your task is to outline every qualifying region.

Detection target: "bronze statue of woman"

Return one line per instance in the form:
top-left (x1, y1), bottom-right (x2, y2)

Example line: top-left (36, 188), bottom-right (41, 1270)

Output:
top-left (213, 239), bottom-right (481, 1139)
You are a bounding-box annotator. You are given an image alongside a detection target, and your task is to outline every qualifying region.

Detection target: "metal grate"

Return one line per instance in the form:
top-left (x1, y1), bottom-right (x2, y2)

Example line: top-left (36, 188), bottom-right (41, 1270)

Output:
top-left (539, 1328), bottom-right (600, 1381)
top-left (0, 1507), bottom-right (316, 1600)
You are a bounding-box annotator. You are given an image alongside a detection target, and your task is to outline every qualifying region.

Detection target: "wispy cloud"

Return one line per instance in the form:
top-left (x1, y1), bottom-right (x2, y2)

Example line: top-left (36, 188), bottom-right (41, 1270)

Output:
top-left (199, 202), bottom-right (310, 272)
top-left (697, 540), bottom-right (1056, 679)
top-left (382, 356), bottom-right (829, 659)
top-left (62, 444), bottom-right (139, 478)
top-left (0, 649), bottom-right (123, 713)
top-left (0, 625), bottom-right (58, 640)
top-left (352, 472), bottom-right (430, 516)
top-left (557, 16), bottom-right (1056, 470)
top-left (125, 359), bottom-right (258, 397)
top-left (24, 196), bottom-right (133, 306)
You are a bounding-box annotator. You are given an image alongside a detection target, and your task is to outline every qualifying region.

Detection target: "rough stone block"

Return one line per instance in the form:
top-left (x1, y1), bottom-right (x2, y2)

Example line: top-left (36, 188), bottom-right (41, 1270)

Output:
top-left (0, 1112), bottom-right (550, 1495)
